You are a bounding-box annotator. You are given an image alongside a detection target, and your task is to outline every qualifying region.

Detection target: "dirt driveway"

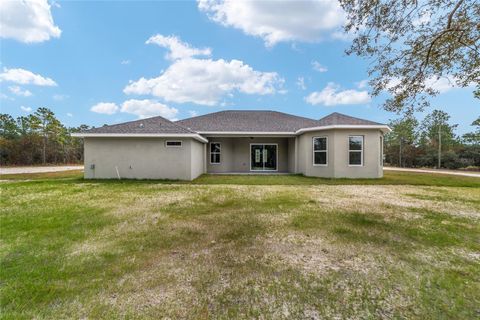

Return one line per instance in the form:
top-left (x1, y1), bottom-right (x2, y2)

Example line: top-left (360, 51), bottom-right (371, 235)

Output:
top-left (0, 165), bottom-right (83, 175)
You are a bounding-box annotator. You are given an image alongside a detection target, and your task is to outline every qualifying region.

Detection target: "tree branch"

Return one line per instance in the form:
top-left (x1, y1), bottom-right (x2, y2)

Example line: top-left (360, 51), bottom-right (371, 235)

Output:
top-left (447, 0), bottom-right (464, 29)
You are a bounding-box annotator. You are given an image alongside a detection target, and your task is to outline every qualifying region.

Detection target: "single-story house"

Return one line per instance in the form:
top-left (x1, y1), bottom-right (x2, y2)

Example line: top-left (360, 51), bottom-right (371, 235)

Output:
top-left (72, 111), bottom-right (391, 180)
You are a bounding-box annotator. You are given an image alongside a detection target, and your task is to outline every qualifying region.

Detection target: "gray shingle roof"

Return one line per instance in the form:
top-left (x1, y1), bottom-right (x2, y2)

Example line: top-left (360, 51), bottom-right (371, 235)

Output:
top-left (81, 111), bottom-right (385, 135)
top-left (175, 110), bottom-right (384, 132)
top-left (84, 116), bottom-right (195, 134)
top-left (317, 112), bottom-right (383, 126)
top-left (175, 110), bottom-right (321, 132)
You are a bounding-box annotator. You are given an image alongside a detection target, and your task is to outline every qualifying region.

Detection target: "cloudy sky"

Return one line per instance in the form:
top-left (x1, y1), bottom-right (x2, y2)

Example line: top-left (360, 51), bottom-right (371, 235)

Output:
top-left (0, 0), bottom-right (477, 133)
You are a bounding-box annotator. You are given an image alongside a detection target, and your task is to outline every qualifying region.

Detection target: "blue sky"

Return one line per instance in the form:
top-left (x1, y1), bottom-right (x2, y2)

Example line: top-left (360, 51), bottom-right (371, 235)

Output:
top-left (0, 0), bottom-right (477, 134)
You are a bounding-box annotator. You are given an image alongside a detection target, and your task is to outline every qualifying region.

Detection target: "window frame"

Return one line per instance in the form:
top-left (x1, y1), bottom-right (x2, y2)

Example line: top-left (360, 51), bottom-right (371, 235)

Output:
top-left (312, 136), bottom-right (328, 166)
top-left (165, 140), bottom-right (182, 148)
top-left (210, 142), bottom-right (221, 164)
top-left (348, 135), bottom-right (364, 167)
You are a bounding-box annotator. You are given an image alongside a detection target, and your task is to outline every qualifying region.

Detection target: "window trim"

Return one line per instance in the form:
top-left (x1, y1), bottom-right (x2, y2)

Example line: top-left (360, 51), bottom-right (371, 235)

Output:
top-left (165, 140), bottom-right (182, 148)
top-left (210, 142), bottom-right (221, 164)
top-left (312, 136), bottom-right (328, 166)
top-left (249, 143), bottom-right (278, 172)
top-left (348, 135), bottom-right (364, 166)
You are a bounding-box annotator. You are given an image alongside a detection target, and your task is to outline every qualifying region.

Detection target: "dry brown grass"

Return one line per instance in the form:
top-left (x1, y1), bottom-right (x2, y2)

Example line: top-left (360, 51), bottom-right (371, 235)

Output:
top-left (3, 179), bottom-right (479, 319)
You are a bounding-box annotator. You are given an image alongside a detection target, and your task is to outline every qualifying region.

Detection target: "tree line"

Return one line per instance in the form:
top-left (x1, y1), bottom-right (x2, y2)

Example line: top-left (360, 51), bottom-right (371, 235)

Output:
top-left (0, 108), bottom-right (89, 165)
top-left (385, 110), bottom-right (480, 169)
top-left (1, 107), bottom-right (479, 169)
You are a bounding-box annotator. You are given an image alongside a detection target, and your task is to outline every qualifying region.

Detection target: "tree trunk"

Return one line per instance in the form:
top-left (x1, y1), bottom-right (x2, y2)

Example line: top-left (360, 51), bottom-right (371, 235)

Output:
top-left (42, 135), bottom-right (46, 164)
top-left (438, 126), bottom-right (442, 169)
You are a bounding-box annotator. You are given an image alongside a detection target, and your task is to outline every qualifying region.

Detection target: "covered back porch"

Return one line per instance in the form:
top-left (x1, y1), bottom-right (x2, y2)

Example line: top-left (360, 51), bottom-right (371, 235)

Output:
top-left (204, 136), bottom-right (296, 174)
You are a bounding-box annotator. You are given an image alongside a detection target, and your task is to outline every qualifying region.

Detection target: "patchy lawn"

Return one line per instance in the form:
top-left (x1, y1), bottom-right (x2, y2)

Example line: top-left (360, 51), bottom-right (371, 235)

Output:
top-left (1, 173), bottom-right (479, 319)
top-left (2, 170), bottom-right (480, 187)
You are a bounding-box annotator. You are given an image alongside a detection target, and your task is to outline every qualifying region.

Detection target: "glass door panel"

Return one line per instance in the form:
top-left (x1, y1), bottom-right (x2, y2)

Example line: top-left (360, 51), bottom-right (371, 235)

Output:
top-left (251, 145), bottom-right (264, 171)
top-left (250, 144), bottom-right (277, 171)
top-left (263, 144), bottom-right (277, 171)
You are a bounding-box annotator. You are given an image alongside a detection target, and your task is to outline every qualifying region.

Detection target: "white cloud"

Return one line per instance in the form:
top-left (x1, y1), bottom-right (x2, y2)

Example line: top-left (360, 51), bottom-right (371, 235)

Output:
top-left (146, 34), bottom-right (211, 61)
top-left (20, 106), bottom-right (32, 112)
top-left (121, 60), bottom-right (131, 65)
top-left (0, 0), bottom-right (61, 43)
top-left (312, 61), bottom-right (328, 73)
top-left (198, 0), bottom-right (345, 46)
top-left (0, 67), bottom-right (57, 86)
top-left (90, 100), bottom-right (178, 120)
top-left (296, 77), bottom-right (306, 90)
top-left (67, 112), bottom-right (73, 117)
top-left (305, 82), bottom-right (371, 106)
top-left (188, 110), bottom-right (198, 117)
top-left (8, 86), bottom-right (32, 97)
top-left (412, 10), bottom-right (431, 27)
top-left (355, 79), bottom-right (369, 89)
top-left (90, 102), bottom-right (119, 115)
top-left (386, 75), bottom-right (466, 94)
top-left (120, 99), bottom-right (178, 119)
top-left (425, 76), bottom-right (462, 93)
top-left (53, 94), bottom-right (68, 101)
top-left (124, 58), bottom-right (282, 106)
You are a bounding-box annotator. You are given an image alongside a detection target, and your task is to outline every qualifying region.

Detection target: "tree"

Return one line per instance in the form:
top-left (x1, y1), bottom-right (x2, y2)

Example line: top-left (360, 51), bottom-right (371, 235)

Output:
top-left (460, 117), bottom-right (480, 166)
top-left (33, 107), bottom-right (62, 164)
top-left (0, 114), bottom-right (20, 165)
top-left (462, 116), bottom-right (480, 145)
top-left (384, 115), bottom-right (419, 167)
top-left (419, 109), bottom-right (458, 168)
top-left (0, 114), bottom-right (19, 139)
top-left (0, 108), bottom-right (87, 165)
top-left (339, 0), bottom-right (479, 114)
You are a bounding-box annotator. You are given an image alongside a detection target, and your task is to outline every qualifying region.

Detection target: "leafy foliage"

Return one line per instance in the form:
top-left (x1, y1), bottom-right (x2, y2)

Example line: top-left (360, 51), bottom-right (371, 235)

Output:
top-left (385, 110), bottom-right (479, 168)
top-left (340, 0), bottom-right (479, 113)
top-left (0, 108), bottom-right (88, 165)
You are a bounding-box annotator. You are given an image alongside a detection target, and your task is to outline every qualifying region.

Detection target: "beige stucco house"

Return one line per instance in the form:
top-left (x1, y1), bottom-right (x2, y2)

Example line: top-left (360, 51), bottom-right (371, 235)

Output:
top-left (73, 111), bottom-right (391, 180)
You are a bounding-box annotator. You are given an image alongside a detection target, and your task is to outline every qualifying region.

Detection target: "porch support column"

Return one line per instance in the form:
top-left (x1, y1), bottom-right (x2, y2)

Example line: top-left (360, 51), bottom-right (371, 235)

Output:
top-left (294, 136), bottom-right (298, 173)
top-left (203, 142), bottom-right (207, 173)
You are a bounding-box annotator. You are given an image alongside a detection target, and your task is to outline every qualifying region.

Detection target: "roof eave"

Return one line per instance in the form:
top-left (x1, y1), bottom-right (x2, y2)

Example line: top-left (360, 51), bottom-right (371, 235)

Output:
top-left (197, 131), bottom-right (297, 137)
top-left (71, 133), bottom-right (208, 143)
top-left (295, 125), bottom-right (391, 134)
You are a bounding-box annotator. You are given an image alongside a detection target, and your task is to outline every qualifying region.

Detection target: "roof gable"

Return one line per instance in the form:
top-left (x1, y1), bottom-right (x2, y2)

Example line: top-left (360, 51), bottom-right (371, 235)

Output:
top-left (317, 112), bottom-right (383, 126)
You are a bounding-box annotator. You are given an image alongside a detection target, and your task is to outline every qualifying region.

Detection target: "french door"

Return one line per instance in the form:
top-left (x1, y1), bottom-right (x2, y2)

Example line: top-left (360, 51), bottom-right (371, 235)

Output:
top-left (250, 144), bottom-right (277, 171)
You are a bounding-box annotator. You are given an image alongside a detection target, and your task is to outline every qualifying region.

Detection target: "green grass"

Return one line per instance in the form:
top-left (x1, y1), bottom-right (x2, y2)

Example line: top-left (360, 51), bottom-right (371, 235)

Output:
top-left (1, 173), bottom-right (479, 319)
top-left (2, 169), bottom-right (479, 187)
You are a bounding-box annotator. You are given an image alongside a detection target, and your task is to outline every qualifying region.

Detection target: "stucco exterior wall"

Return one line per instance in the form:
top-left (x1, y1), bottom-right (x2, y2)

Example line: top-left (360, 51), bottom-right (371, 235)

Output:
top-left (190, 139), bottom-right (205, 180)
top-left (205, 137), bottom-right (290, 173)
top-left (82, 130), bottom-right (383, 180)
top-left (332, 129), bottom-right (383, 178)
top-left (297, 130), bottom-right (336, 177)
top-left (297, 129), bottom-right (383, 178)
top-left (84, 137), bottom-right (204, 180)
top-left (205, 137), bottom-right (235, 173)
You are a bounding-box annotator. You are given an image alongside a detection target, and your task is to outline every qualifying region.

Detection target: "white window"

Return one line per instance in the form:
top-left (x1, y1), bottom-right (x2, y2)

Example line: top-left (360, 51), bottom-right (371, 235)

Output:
top-left (210, 142), bottom-right (221, 164)
top-left (313, 137), bottom-right (328, 166)
top-left (349, 136), bottom-right (363, 166)
top-left (166, 141), bottom-right (182, 147)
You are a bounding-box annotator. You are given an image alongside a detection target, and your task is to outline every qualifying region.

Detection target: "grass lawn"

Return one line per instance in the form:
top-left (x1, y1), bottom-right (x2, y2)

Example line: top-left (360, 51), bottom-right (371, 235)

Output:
top-left (1, 172), bottom-right (479, 319)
